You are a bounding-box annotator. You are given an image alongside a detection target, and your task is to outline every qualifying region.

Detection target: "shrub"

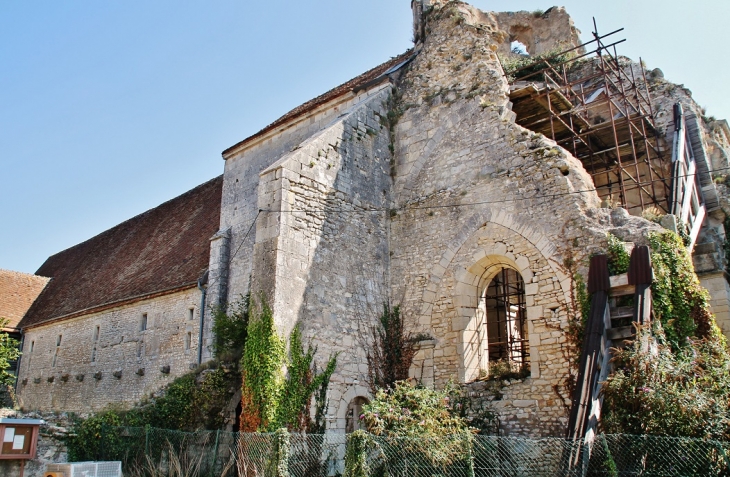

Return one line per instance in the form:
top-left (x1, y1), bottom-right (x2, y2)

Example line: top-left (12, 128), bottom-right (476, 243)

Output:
top-left (606, 233), bottom-right (630, 276)
top-left (366, 303), bottom-right (429, 393)
top-left (602, 325), bottom-right (730, 439)
top-left (211, 294), bottom-right (249, 361)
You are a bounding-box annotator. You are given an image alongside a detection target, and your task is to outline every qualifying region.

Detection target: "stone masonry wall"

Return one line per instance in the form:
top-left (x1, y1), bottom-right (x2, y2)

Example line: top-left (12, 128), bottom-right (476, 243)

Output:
top-left (388, 1), bottom-right (652, 437)
top-left (17, 288), bottom-right (202, 412)
top-left (252, 86), bottom-right (393, 432)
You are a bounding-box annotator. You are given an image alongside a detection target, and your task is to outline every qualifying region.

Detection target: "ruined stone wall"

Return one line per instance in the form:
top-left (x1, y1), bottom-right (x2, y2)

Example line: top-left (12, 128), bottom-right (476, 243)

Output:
top-left (17, 288), bottom-right (201, 412)
top-left (388, 1), bottom-right (651, 437)
top-left (492, 7), bottom-right (581, 56)
top-left (251, 87), bottom-right (393, 432)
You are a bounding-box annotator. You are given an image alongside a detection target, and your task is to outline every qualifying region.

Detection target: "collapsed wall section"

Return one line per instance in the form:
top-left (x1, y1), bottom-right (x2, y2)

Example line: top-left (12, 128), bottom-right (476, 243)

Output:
top-left (390, 1), bottom-right (663, 437)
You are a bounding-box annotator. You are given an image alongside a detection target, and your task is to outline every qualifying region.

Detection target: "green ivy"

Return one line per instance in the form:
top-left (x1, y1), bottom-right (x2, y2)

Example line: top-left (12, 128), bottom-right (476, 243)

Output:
top-left (344, 430), bottom-right (374, 477)
top-left (0, 319), bottom-right (20, 386)
top-left (648, 231), bottom-right (720, 348)
top-left (211, 294), bottom-right (249, 361)
top-left (272, 325), bottom-right (337, 432)
top-left (606, 233), bottom-right (630, 276)
top-left (240, 296), bottom-right (286, 431)
top-left (240, 297), bottom-right (337, 433)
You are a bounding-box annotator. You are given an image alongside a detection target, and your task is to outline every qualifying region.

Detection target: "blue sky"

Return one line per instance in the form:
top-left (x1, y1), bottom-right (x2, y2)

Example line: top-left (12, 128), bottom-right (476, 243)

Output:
top-left (2, 1), bottom-right (728, 274)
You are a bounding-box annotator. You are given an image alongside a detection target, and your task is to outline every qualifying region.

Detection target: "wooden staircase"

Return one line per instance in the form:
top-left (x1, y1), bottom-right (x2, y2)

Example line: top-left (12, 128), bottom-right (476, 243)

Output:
top-left (565, 245), bottom-right (653, 471)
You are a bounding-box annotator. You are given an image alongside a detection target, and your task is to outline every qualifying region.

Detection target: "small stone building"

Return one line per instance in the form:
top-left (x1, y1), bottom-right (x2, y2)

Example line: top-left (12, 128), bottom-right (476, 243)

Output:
top-left (14, 1), bottom-right (730, 437)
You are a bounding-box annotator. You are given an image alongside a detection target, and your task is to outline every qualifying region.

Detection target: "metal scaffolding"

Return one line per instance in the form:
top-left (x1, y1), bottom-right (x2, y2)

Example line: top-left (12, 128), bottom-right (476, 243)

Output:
top-left (506, 21), bottom-right (671, 216)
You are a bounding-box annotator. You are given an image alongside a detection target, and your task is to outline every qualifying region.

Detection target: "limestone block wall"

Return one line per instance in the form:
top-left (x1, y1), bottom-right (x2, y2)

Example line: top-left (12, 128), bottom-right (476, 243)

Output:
top-left (17, 288), bottom-right (202, 412)
top-left (252, 87), bottom-right (393, 432)
top-left (388, 1), bottom-right (607, 437)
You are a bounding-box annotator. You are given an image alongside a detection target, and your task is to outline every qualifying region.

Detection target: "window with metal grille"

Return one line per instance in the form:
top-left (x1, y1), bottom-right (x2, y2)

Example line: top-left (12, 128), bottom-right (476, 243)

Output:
top-left (482, 268), bottom-right (529, 368)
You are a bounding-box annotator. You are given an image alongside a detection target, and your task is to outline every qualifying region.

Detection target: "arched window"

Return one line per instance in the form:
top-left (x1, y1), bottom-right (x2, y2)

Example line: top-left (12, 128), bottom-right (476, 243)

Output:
top-left (481, 267), bottom-right (529, 372)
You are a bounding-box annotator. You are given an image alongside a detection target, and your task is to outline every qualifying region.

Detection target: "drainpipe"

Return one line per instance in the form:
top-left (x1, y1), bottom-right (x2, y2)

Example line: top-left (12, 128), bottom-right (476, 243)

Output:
top-left (197, 271), bottom-right (209, 365)
top-left (14, 333), bottom-right (24, 391)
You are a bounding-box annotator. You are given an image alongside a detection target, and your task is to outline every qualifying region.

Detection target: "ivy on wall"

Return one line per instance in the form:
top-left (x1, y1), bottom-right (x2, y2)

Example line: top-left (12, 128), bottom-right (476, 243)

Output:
top-left (648, 231), bottom-right (721, 347)
top-left (239, 295), bottom-right (337, 433)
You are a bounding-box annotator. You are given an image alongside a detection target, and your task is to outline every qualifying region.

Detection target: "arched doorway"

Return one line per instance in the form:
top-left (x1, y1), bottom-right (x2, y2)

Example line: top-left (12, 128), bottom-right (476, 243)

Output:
top-left (345, 396), bottom-right (369, 433)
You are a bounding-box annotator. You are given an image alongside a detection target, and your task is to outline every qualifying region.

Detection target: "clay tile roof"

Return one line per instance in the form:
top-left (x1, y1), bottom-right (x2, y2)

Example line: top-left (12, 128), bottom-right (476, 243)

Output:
top-left (0, 270), bottom-right (49, 330)
top-left (222, 49), bottom-right (415, 157)
top-left (19, 176), bottom-right (223, 329)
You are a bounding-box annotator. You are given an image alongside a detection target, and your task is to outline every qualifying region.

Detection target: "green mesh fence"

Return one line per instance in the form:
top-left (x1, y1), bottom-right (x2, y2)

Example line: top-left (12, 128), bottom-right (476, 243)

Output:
top-left (98, 426), bottom-right (730, 476)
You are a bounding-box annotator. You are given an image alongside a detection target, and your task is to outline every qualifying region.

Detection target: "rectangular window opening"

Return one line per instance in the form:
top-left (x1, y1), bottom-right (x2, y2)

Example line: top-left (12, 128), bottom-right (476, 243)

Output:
top-left (56, 335), bottom-right (62, 347)
top-left (189, 308), bottom-right (195, 321)
top-left (140, 313), bottom-right (148, 332)
top-left (94, 325), bottom-right (100, 342)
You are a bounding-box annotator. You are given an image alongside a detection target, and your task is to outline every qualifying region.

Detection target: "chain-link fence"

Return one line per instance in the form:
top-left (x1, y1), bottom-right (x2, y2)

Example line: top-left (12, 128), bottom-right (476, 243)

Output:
top-left (98, 425), bottom-right (730, 476)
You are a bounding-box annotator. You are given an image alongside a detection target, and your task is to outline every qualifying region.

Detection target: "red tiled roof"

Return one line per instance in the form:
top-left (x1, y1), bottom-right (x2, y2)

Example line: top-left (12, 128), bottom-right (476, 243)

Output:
top-left (19, 176), bottom-right (223, 329)
top-left (0, 270), bottom-right (49, 330)
top-left (222, 50), bottom-right (415, 157)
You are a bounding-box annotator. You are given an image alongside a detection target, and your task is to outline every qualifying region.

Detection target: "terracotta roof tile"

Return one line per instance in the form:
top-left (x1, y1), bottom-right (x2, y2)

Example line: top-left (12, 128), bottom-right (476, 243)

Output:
top-left (222, 50), bottom-right (415, 157)
top-left (19, 176), bottom-right (223, 329)
top-left (0, 270), bottom-right (49, 330)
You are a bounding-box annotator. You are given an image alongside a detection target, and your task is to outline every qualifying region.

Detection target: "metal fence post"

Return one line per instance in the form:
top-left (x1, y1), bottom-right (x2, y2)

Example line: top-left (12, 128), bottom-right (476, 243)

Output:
top-left (99, 422), bottom-right (106, 461)
top-left (211, 429), bottom-right (220, 477)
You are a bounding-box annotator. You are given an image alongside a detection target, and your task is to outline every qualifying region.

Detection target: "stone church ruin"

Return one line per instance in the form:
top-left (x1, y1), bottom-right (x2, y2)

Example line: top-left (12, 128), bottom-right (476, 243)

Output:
top-left (12, 0), bottom-right (730, 439)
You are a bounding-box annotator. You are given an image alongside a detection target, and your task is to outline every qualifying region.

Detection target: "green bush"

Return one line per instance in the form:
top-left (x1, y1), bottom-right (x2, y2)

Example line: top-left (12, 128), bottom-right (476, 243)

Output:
top-left (0, 319), bottom-right (20, 386)
top-left (602, 326), bottom-right (730, 440)
top-left (606, 233), bottom-right (630, 276)
top-left (67, 410), bottom-right (124, 462)
top-left (211, 294), bottom-right (249, 361)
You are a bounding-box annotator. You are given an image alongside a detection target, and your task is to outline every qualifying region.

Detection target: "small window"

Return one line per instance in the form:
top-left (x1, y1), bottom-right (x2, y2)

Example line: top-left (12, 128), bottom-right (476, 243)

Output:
top-left (189, 308), bottom-right (195, 321)
top-left (185, 332), bottom-right (192, 351)
top-left (29, 341), bottom-right (34, 353)
top-left (94, 325), bottom-right (100, 342)
top-left (140, 313), bottom-right (148, 331)
top-left (56, 335), bottom-right (62, 346)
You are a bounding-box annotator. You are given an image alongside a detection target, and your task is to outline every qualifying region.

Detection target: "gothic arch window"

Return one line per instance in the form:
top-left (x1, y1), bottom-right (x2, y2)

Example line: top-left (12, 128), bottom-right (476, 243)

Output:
top-left (480, 267), bottom-right (529, 371)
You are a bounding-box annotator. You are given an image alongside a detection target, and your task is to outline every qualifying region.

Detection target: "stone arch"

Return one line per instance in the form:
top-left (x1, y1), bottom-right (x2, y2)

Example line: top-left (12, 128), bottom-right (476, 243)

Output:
top-left (335, 384), bottom-right (370, 431)
top-left (418, 209), bottom-right (571, 383)
top-left (418, 208), bottom-right (568, 320)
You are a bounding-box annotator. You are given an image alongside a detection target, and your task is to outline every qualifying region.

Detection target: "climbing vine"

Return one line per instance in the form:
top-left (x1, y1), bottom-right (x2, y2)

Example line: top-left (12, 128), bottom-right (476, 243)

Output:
top-left (273, 325), bottom-right (337, 432)
top-left (239, 296), bottom-right (337, 433)
top-left (0, 319), bottom-right (20, 386)
top-left (648, 231), bottom-right (720, 347)
top-left (240, 296), bottom-right (285, 432)
top-left (211, 293), bottom-right (250, 361)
